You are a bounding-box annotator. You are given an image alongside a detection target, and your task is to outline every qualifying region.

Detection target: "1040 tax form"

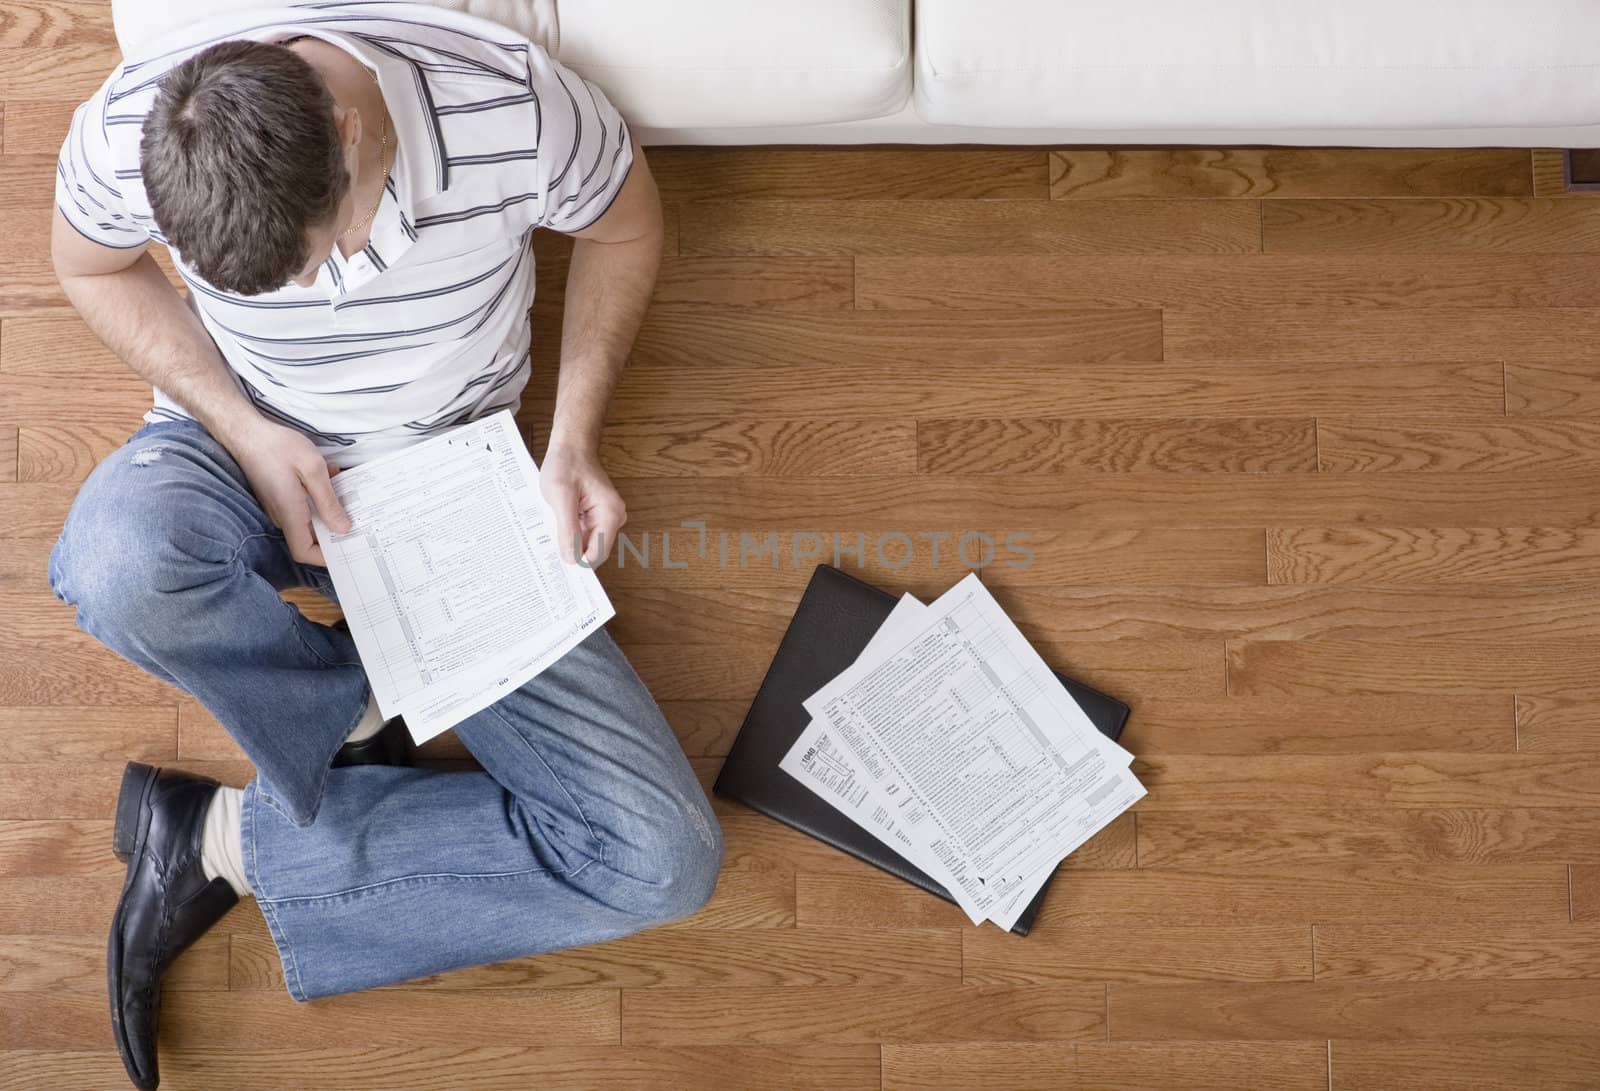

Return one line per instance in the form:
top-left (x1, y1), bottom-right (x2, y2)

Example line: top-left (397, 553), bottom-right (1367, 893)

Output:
top-left (311, 410), bottom-right (614, 743)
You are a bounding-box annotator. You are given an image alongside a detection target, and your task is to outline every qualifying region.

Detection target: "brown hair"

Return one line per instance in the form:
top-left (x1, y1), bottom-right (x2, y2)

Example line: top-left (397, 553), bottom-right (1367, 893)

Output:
top-left (140, 40), bottom-right (350, 295)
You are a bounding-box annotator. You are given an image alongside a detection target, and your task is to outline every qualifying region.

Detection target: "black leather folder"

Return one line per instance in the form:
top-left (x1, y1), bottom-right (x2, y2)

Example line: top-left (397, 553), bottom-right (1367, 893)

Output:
top-left (713, 564), bottom-right (1131, 936)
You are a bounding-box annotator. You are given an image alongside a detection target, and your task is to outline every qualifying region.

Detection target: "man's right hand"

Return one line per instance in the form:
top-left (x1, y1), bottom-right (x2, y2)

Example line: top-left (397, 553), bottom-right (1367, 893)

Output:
top-left (230, 419), bottom-right (352, 566)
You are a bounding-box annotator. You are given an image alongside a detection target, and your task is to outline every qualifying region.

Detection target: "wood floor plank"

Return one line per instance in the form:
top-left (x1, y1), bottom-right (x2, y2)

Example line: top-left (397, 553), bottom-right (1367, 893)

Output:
top-left (231, 927), bottom-right (960, 991)
top-left (649, 257), bottom-right (854, 310)
top-left (1165, 307), bottom-right (1600, 360)
top-left (625, 308), bottom-right (1164, 371)
top-left (1228, 639), bottom-right (1600, 696)
top-left (619, 984), bottom-right (1106, 1044)
top-left (1051, 149), bottom-right (1533, 199)
top-left (994, 584), bottom-right (1600, 643)
top-left (602, 418), bottom-right (917, 477)
top-left (616, 472), bottom-right (1600, 531)
top-left (651, 147), bottom-right (1049, 201)
top-left (0, 933), bottom-right (226, 991)
top-left (1532, 149), bottom-right (1572, 197)
top-left (1120, 697), bottom-right (1512, 755)
top-left (1507, 361), bottom-right (1600, 415)
top-left (1136, 753), bottom-right (1600, 810)
top-left (1109, 981), bottom-right (1600, 1040)
top-left (1517, 693), bottom-right (1600, 752)
top-left (1318, 418), bottom-right (1600, 472)
top-left (1263, 198), bottom-right (1600, 253)
top-left (0, 100), bottom-right (76, 155)
top-left (1314, 923), bottom-right (1600, 981)
top-left (609, 359), bottom-right (1504, 419)
top-left (0, 760), bottom-right (252, 822)
top-left (980, 530), bottom-right (1266, 586)
top-left (1572, 866), bottom-right (1600, 923)
top-left (1073, 1041), bottom-right (1329, 1091)
top-left (1033, 865), bottom-right (1568, 928)
top-left (1331, 1038), bottom-right (1600, 1091)
top-left (0, 706), bottom-right (174, 761)
top-left (917, 418), bottom-right (1317, 473)
top-left (1267, 527), bottom-right (1600, 585)
top-left (1137, 809), bottom-right (1600, 868)
top-left (795, 873), bottom-right (977, 931)
top-left (857, 254), bottom-right (1600, 310)
top-left (0, 44), bottom-right (120, 102)
top-left (962, 924), bottom-right (1312, 985)
top-left (0, 820), bottom-right (121, 878)
top-left (678, 199), bottom-right (1261, 256)
top-left (0, 1045), bottom-right (883, 1091)
top-left (878, 1043), bottom-right (1076, 1091)
top-left (0, 428), bottom-right (13, 481)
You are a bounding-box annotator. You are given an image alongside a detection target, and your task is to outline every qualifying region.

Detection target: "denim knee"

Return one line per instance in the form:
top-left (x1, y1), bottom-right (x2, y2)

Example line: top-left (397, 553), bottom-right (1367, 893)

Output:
top-left (630, 799), bottom-right (724, 924)
top-left (50, 463), bottom-right (224, 643)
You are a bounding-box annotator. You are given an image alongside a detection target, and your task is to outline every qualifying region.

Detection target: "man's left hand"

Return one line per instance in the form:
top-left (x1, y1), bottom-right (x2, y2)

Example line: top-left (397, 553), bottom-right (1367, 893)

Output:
top-left (540, 442), bottom-right (626, 567)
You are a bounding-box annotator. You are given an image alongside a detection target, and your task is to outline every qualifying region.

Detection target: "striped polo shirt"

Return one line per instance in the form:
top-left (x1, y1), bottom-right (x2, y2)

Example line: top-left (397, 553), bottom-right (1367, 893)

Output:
top-left (56, 1), bottom-right (632, 467)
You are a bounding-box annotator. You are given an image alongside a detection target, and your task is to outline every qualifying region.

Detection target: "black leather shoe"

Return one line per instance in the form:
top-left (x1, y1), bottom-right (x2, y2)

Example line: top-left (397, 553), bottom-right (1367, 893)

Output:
top-left (108, 762), bottom-right (239, 1091)
top-left (331, 713), bottom-right (415, 768)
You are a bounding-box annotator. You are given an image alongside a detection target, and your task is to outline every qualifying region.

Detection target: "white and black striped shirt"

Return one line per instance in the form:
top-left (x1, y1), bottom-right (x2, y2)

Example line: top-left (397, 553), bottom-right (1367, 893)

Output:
top-left (56, 1), bottom-right (632, 467)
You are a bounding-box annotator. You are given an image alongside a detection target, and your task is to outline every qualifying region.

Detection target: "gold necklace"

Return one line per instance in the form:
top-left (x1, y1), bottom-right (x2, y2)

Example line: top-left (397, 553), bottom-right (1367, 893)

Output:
top-left (339, 69), bottom-right (389, 240)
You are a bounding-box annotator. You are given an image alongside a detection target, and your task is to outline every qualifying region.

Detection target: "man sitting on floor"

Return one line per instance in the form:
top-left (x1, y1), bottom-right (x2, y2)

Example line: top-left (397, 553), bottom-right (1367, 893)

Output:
top-left (48, 6), bottom-right (721, 1088)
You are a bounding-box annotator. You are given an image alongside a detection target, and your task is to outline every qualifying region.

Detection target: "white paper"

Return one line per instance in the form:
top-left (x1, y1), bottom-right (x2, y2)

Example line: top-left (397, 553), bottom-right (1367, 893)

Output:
top-left (311, 410), bottom-right (614, 742)
top-left (781, 595), bottom-right (994, 924)
top-left (791, 573), bottom-right (1144, 928)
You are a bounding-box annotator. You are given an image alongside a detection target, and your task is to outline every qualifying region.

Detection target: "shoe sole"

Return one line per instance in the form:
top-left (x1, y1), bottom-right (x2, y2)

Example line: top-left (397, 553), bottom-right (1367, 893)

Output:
top-left (108, 762), bottom-right (160, 1091)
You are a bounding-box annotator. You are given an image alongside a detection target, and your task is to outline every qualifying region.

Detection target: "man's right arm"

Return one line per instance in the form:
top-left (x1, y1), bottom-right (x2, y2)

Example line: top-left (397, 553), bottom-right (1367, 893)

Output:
top-left (51, 208), bottom-right (264, 450)
top-left (50, 209), bottom-right (352, 563)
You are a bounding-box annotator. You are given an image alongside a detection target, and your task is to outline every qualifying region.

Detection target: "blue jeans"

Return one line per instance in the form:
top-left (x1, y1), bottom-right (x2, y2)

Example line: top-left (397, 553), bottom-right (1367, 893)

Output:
top-left (48, 419), bottom-right (722, 1000)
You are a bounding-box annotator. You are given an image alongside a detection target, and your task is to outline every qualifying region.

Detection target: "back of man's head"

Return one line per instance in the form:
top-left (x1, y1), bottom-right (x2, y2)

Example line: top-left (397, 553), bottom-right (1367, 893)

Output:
top-left (140, 40), bottom-right (350, 295)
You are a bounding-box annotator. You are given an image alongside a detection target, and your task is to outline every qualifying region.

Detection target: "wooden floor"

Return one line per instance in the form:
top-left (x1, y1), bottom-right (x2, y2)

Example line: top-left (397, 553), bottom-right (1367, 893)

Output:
top-left (6, 18), bottom-right (1600, 1091)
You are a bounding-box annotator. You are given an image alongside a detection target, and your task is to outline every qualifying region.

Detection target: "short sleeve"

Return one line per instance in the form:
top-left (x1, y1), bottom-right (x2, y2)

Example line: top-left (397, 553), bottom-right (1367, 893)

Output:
top-left (55, 77), bottom-right (152, 251)
top-left (527, 53), bottom-right (634, 233)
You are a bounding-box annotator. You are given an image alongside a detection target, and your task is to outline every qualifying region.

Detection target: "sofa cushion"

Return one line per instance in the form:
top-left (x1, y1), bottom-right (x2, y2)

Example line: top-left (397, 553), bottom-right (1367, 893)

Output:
top-left (558, 0), bottom-right (910, 127)
top-left (112, 0), bottom-right (910, 129)
top-left (915, 0), bottom-right (1600, 130)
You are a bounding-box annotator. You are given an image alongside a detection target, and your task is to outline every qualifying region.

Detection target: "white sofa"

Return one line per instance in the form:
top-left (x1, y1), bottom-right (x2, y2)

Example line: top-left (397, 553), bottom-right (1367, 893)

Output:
top-left (114, 0), bottom-right (1600, 147)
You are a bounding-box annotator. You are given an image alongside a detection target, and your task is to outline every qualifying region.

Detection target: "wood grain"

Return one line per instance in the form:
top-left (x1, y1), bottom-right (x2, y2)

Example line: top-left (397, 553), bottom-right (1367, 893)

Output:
top-left (1050, 149), bottom-right (1532, 199)
top-left (1517, 693), bottom-right (1600, 752)
top-left (679, 199), bottom-right (1261, 256)
top-left (1109, 980), bottom-right (1600, 1040)
top-left (917, 418), bottom-right (1316, 473)
top-left (962, 924), bottom-right (1312, 985)
top-left (1263, 198), bottom-right (1600, 253)
top-left (1573, 866), bottom-right (1600, 923)
top-left (858, 253), bottom-right (1600, 311)
top-left (1331, 1038), bottom-right (1600, 1091)
top-left (1135, 753), bottom-right (1600, 810)
top-left (619, 985), bottom-right (1106, 1044)
top-left (1137, 809), bottom-right (1600, 868)
top-left (651, 147), bottom-right (1049, 201)
top-left (1267, 527), bottom-right (1600, 584)
top-left (1506, 361), bottom-right (1600, 415)
top-left (602, 418), bottom-right (917, 477)
top-left (1228, 639), bottom-right (1600, 696)
top-left (1319, 417), bottom-right (1600, 472)
top-left (1532, 149), bottom-right (1571, 197)
top-left (607, 359), bottom-right (1505, 419)
top-left (1313, 923), bottom-right (1600, 981)
top-left (0, 1045), bottom-right (883, 1091)
top-left (1165, 307), bottom-right (1600, 360)
top-left (1119, 697), bottom-right (1512, 755)
top-left (649, 257), bottom-right (854, 310)
top-left (1072, 1041), bottom-right (1330, 1091)
top-left (991, 585), bottom-right (1600, 643)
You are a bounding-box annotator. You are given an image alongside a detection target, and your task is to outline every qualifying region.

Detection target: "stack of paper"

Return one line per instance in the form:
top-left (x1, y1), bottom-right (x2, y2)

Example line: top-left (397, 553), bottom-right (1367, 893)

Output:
top-left (779, 574), bottom-right (1145, 930)
top-left (311, 410), bottom-right (615, 744)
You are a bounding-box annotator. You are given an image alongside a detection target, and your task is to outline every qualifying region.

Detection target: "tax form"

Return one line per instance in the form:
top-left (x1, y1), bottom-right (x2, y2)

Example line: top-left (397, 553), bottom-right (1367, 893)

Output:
top-left (782, 574), bottom-right (1144, 930)
top-left (311, 410), bottom-right (614, 743)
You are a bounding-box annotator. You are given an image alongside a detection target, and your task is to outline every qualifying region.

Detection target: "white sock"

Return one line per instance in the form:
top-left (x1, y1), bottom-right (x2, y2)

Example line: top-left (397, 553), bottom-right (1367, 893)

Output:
top-left (345, 691), bottom-right (385, 743)
top-left (199, 786), bottom-right (251, 898)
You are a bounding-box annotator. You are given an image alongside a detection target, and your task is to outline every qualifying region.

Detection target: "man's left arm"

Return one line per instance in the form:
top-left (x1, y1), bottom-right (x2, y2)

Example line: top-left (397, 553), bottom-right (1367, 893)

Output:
top-left (540, 135), bottom-right (664, 566)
